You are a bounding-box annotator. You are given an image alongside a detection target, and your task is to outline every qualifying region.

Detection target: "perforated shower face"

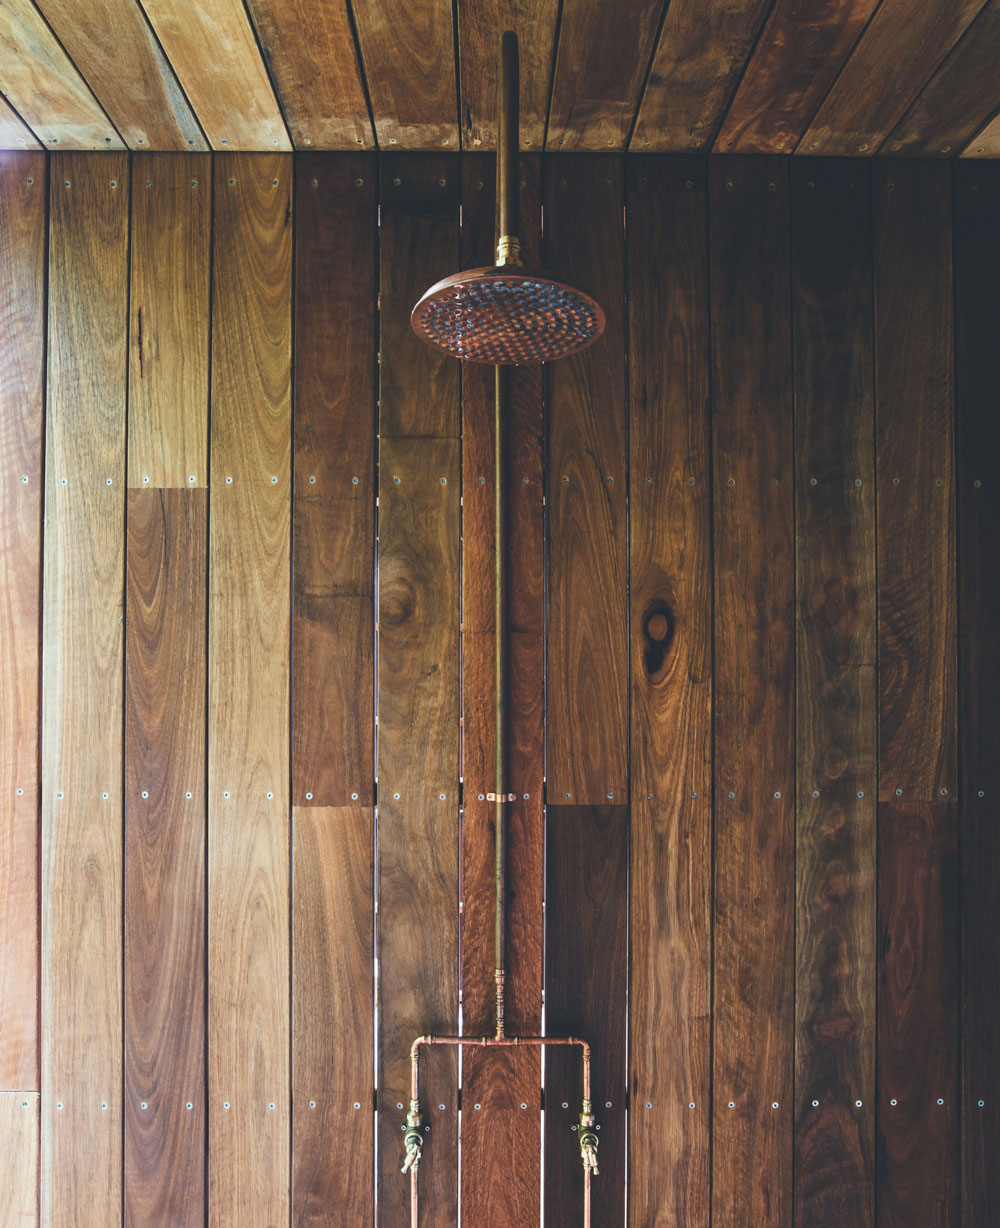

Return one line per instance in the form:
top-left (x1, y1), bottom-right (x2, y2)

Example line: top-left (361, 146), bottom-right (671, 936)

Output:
top-left (410, 267), bottom-right (606, 364)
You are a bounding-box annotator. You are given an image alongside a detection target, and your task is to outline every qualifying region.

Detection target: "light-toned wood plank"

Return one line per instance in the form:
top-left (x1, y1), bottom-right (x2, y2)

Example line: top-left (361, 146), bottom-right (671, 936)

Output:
top-left (208, 152), bottom-right (292, 1225)
top-left (244, 0), bottom-right (372, 149)
top-left (631, 0), bottom-right (772, 151)
top-left (457, 2), bottom-right (558, 151)
top-left (962, 109), bottom-right (1000, 156)
top-left (352, 0), bottom-right (458, 149)
top-left (800, 0), bottom-right (987, 156)
top-left (0, 1092), bottom-right (38, 1225)
top-left (128, 154), bottom-right (210, 489)
top-left (0, 94), bottom-right (40, 148)
top-left (0, 152), bottom-right (44, 1093)
top-left (34, 0), bottom-right (205, 150)
top-left (41, 151), bottom-right (129, 1226)
top-left (0, 1), bottom-right (122, 149)
top-left (141, 0), bottom-right (289, 150)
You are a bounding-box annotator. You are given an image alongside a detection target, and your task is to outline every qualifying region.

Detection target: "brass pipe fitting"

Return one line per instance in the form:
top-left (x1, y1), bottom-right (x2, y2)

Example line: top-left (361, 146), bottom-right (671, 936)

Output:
top-left (578, 1102), bottom-right (599, 1175)
top-left (401, 1100), bottom-right (423, 1175)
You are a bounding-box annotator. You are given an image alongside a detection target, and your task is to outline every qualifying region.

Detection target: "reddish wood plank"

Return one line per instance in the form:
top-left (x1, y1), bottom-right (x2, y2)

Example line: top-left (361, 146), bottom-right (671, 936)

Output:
top-left (545, 155), bottom-right (627, 804)
top-left (877, 802), bottom-right (958, 1228)
top-left (293, 153), bottom-right (376, 807)
top-left (791, 158), bottom-right (876, 1228)
top-left (124, 489), bottom-right (206, 1228)
top-left (0, 152), bottom-right (44, 1094)
top-left (873, 160), bottom-right (955, 801)
top-left (292, 806), bottom-right (373, 1227)
top-left (626, 154), bottom-right (711, 1228)
top-left (709, 155), bottom-right (794, 1228)
top-left (0, 1092), bottom-right (38, 1223)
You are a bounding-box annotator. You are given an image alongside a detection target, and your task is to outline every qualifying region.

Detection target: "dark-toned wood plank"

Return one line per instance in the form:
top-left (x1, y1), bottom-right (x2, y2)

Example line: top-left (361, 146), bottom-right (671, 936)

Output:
top-left (292, 806), bottom-right (373, 1227)
top-left (244, 0), bottom-right (372, 149)
top-left (954, 159), bottom-right (1000, 1228)
top-left (41, 152), bottom-right (129, 1225)
top-left (709, 155), bottom-right (794, 1228)
top-left (544, 804), bottom-right (628, 1228)
top-left (141, 0), bottom-right (289, 150)
top-left (0, 1), bottom-right (122, 148)
top-left (352, 0), bottom-right (458, 149)
top-left (873, 160), bottom-right (955, 801)
top-left (716, 0), bottom-right (880, 153)
top-left (0, 94), bottom-right (41, 148)
top-left (293, 153), bottom-right (375, 807)
top-left (799, 0), bottom-right (987, 156)
top-left (377, 154), bottom-right (460, 1228)
top-left (457, 3), bottom-right (558, 151)
top-left (631, 0), bottom-right (772, 152)
top-left (0, 153), bottom-right (44, 1094)
top-left (0, 1092), bottom-right (37, 1223)
top-left (626, 154), bottom-right (711, 1228)
top-left (877, 802), bottom-right (958, 1228)
top-left (545, 155), bottom-right (627, 804)
top-left (124, 488), bottom-right (206, 1228)
top-left (547, 0), bottom-right (666, 150)
top-left (791, 158), bottom-right (876, 1228)
top-left (962, 109), bottom-right (1000, 156)
top-left (34, 0), bottom-right (205, 149)
top-left (208, 152), bottom-right (292, 1225)
top-left (128, 154), bottom-right (210, 489)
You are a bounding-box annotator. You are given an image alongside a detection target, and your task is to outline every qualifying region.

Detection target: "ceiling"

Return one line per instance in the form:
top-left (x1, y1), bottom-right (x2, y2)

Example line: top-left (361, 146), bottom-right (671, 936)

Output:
top-left (1, 0), bottom-right (998, 157)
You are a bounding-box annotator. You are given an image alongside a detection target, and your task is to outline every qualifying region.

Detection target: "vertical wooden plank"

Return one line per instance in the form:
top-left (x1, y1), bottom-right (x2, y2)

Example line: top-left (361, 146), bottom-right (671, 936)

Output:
top-left (377, 154), bottom-right (460, 1228)
top-left (128, 153), bottom-right (210, 489)
top-left (627, 154), bottom-right (711, 1228)
top-left (791, 158), bottom-right (876, 1228)
top-left (544, 805), bottom-right (628, 1228)
top-left (208, 151), bottom-right (291, 1226)
top-left (0, 152), bottom-right (45, 1094)
top-left (545, 154), bottom-right (627, 805)
top-left (41, 151), bottom-right (129, 1227)
top-left (0, 1091), bottom-right (38, 1224)
top-left (874, 158), bottom-right (957, 1228)
top-left (954, 158), bottom-right (1000, 1228)
top-left (710, 155), bottom-right (794, 1228)
top-left (124, 489), bottom-right (206, 1227)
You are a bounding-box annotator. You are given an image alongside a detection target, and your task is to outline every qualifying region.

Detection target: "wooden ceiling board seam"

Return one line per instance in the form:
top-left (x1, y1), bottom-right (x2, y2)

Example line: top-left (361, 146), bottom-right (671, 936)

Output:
top-left (961, 107), bottom-right (1000, 157)
top-left (0, 90), bottom-right (42, 149)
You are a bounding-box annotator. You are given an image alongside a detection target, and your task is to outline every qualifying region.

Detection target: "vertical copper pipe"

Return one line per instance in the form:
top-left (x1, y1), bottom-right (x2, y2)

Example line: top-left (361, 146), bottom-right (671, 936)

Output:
top-left (494, 363), bottom-right (508, 1038)
top-left (495, 30), bottom-right (521, 266)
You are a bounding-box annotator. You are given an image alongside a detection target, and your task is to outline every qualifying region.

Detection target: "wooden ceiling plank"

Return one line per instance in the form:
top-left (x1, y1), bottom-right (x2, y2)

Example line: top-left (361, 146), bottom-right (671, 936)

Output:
top-left (34, 0), bottom-right (205, 150)
top-left (716, 0), bottom-right (881, 154)
top-left (631, 0), bottom-right (773, 152)
top-left (457, 0), bottom-right (558, 151)
top-left (547, 0), bottom-right (667, 150)
top-left (243, 0), bottom-right (372, 149)
top-left (885, 0), bottom-right (1000, 156)
top-left (0, 0), bottom-right (122, 149)
top-left (962, 108), bottom-right (1000, 156)
top-left (0, 93), bottom-right (41, 148)
top-left (139, 0), bottom-right (289, 150)
top-left (799, 0), bottom-right (988, 156)
top-left (351, 0), bottom-right (457, 149)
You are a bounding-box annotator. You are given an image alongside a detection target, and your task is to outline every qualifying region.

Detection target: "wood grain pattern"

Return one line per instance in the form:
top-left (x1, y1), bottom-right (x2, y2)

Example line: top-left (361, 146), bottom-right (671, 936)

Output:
top-left (791, 158), bottom-right (876, 1228)
top-left (34, 0), bottom-right (205, 149)
top-left (547, 0), bottom-right (667, 150)
top-left (208, 152), bottom-right (292, 1226)
top-left (710, 155), bottom-right (794, 1228)
top-left (545, 155), bottom-right (627, 804)
top-left (877, 802), bottom-right (958, 1228)
top-left (377, 154), bottom-right (460, 1228)
top-left (124, 488), bottom-right (206, 1228)
top-left (953, 159), bottom-right (1000, 1228)
top-left (631, 0), bottom-right (772, 151)
top-left (0, 94), bottom-right (41, 148)
top-left (292, 806), bottom-right (373, 1227)
top-left (716, 0), bottom-right (881, 153)
top-left (352, 0), bottom-right (458, 149)
top-left (962, 109), bottom-right (1000, 156)
top-left (800, 0), bottom-right (988, 156)
top-left (292, 153), bottom-right (375, 807)
top-left (544, 805), bottom-right (628, 1228)
top-left (0, 1092), bottom-right (38, 1224)
top-left (244, 0), bottom-right (372, 148)
top-left (627, 154), bottom-right (711, 1228)
top-left (140, 0), bottom-right (289, 150)
top-left (0, 0), bottom-right (122, 148)
top-left (0, 153), bottom-right (44, 1093)
top-left (128, 153), bottom-right (210, 489)
top-left (41, 152), bottom-right (129, 1226)
top-left (873, 160), bottom-right (955, 800)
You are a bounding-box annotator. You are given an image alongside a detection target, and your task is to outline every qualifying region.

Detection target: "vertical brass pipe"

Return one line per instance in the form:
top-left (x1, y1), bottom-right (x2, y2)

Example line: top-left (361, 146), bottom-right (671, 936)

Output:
top-left (495, 31), bottom-right (521, 268)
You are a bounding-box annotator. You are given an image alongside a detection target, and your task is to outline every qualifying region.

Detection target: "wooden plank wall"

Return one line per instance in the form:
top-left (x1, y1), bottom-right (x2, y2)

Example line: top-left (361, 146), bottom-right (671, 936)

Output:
top-left (0, 148), bottom-right (995, 1228)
